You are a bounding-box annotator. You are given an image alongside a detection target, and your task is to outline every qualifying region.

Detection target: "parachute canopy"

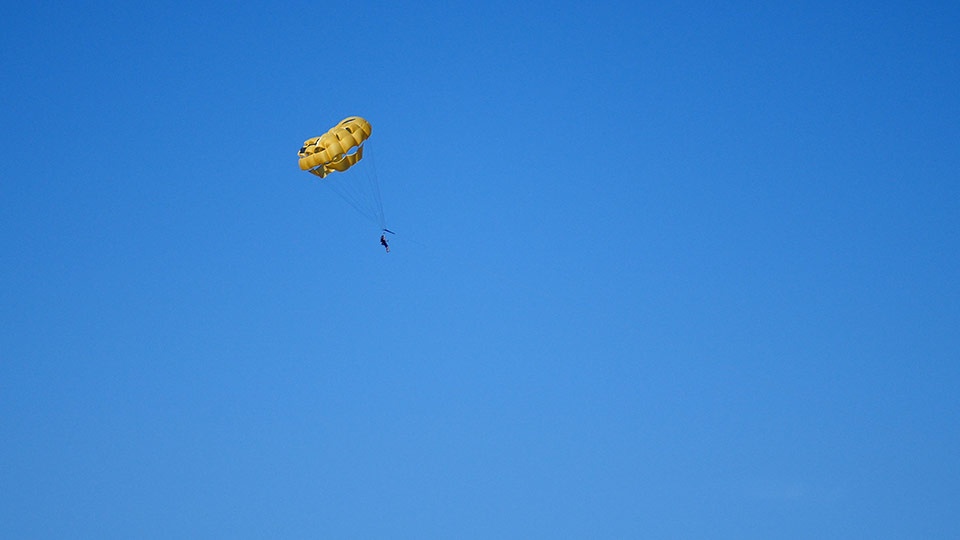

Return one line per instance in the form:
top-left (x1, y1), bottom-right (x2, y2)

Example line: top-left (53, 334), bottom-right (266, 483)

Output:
top-left (298, 117), bottom-right (372, 178)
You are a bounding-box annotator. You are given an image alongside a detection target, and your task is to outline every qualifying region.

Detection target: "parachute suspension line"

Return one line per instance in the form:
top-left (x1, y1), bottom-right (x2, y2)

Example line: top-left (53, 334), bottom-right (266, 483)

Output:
top-left (333, 165), bottom-right (374, 217)
top-left (368, 149), bottom-right (387, 231)
top-left (322, 176), bottom-right (378, 225)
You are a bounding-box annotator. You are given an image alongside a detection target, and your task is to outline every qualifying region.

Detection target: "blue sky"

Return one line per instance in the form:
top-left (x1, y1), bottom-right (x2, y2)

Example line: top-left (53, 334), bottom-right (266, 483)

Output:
top-left (2, 1), bottom-right (959, 537)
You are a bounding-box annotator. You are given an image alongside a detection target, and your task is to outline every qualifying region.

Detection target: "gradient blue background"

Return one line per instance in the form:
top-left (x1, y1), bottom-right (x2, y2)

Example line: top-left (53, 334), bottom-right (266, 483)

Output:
top-left (2, 1), bottom-right (958, 538)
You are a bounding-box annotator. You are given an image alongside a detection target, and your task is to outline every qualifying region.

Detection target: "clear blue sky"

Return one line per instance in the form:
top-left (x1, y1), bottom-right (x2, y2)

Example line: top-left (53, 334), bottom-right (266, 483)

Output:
top-left (2, 1), bottom-right (958, 538)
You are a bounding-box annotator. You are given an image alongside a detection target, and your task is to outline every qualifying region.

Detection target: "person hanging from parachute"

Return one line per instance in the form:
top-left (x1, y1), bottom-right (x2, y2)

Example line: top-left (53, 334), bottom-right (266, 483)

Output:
top-left (298, 117), bottom-right (394, 252)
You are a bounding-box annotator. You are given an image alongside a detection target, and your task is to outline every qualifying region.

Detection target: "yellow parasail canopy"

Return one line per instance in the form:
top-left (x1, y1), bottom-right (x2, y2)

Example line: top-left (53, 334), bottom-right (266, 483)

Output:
top-left (298, 117), bottom-right (372, 178)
